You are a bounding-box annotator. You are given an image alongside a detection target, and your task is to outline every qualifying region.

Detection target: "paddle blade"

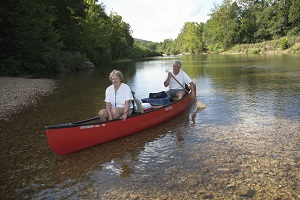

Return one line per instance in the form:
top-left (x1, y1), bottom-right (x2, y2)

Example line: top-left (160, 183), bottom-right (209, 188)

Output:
top-left (196, 99), bottom-right (207, 108)
top-left (134, 98), bottom-right (144, 113)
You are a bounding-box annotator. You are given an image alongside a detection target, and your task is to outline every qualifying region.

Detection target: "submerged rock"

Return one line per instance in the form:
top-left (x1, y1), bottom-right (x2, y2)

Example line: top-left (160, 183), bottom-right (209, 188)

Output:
top-left (236, 186), bottom-right (255, 197)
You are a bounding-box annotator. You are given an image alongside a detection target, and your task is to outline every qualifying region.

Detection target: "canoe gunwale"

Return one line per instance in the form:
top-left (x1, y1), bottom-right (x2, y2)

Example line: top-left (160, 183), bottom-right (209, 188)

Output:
top-left (45, 93), bottom-right (195, 155)
top-left (45, 94), bottom-right (190, 130)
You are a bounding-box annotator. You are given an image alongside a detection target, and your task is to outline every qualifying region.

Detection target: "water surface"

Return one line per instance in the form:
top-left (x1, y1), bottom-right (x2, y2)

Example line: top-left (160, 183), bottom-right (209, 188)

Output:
top-left (0, 54), bottom-right (299, 199)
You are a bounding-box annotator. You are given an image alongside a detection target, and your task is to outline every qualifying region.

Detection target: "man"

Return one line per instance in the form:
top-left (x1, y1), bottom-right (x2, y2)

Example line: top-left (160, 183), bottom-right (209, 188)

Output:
top-left (164, 61), bottom-right (196, 99)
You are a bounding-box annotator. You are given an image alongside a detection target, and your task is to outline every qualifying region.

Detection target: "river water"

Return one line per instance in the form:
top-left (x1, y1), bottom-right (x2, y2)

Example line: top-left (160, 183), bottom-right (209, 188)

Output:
top-left (1, 54), bottom-right (299, 199)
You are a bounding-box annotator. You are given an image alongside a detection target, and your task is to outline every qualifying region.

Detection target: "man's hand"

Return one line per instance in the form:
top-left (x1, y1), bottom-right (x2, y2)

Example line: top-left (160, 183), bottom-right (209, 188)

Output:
top-left (164, 72), bottom-right (172, 87)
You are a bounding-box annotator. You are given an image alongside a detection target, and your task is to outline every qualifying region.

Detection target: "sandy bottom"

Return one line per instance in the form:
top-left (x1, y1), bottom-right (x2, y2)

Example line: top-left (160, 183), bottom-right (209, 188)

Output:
top-left (0, 76), bottom-right (57, 120)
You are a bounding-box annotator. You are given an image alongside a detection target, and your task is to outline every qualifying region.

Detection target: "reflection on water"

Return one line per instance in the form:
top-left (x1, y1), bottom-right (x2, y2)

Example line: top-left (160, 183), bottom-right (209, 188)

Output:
top-left (0, 54), bottom-right (299, 199)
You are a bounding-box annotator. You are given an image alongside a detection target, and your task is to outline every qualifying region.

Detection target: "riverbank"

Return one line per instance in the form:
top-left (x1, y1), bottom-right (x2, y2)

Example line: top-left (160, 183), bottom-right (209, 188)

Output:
top-left (225, 36), bottom-right (300, 54)
top-left (0, 77), bottom-right (57, 121)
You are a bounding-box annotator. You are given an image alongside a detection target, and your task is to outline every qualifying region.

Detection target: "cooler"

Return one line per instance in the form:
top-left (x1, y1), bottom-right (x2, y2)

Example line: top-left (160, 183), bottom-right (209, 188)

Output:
top-left (141, 96), bottom-right (171, 106)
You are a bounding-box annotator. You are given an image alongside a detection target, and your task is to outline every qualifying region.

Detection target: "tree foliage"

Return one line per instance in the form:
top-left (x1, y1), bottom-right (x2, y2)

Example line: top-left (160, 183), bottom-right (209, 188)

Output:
top-left (173, 22), bottom-right (206, 53)
top-left (204, 0), bottom-right (300, 52)
top-left (0, 0), bottom-right (63, 76)
top-left (288, 0), bottom-right (300, 36)
top-left (157, 0), bottom-right (300, 54)
top-left (1, 0), bottom-right (299, 76)
top-left (0, 0), bottom-right (158, 77)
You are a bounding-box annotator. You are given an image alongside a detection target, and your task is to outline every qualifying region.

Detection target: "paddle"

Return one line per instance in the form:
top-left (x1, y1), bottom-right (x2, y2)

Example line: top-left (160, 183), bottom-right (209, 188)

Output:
top-left (166, 69), bottom-right (207, 108)
top-left (114, 107), bottom-right (134, 120)
top-left (132, 91), bottom-right (144, 113)
top-left (71, 107), bottom-right (134, 124)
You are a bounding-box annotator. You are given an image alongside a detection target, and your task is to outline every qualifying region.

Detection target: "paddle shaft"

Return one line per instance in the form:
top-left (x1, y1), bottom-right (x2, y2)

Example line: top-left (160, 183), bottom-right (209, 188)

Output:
top-left (169, 73), bottom-right (191, 94)
top-left (71, 107), bottom-right (133, 125)
top-left (167, 71), bottom-right (206, 108)
top-left (114, 107), bottom-right (133, 120)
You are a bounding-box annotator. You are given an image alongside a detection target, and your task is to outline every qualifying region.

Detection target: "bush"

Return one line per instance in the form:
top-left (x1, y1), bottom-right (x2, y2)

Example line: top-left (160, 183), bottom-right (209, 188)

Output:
top-left (0, 57), bottom-right (22, 76)
top-left (280, 38), bottom-right (289, 50)
top-left (60, 51), bottom-right (87, 71)
top-left (249, 49), bottom-right (260, 54)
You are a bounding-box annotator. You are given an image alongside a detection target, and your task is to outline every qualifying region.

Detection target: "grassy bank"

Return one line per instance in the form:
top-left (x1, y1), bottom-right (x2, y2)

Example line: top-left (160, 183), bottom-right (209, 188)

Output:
top-left (226, 36), bottom-right (300, 54)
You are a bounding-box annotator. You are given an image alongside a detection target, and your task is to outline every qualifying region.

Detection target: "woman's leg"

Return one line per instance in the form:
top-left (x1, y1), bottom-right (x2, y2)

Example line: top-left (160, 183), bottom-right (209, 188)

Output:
top-left (111, 107), bottom-right (121, 119)
top-left (111, 107), bottom-right (132, 120)
top-left (98, 109), bottom-right (108, 122)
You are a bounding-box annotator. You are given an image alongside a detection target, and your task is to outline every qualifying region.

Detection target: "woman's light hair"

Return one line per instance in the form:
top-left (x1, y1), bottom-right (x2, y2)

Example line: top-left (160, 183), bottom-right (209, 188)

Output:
top-left (109, 69), bottom-right (123, 82)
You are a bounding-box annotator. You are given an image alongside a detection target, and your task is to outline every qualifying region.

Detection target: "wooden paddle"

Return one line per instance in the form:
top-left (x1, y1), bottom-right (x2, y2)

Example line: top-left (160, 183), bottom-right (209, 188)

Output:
top-left (166, 69), bottom-right (207, 108)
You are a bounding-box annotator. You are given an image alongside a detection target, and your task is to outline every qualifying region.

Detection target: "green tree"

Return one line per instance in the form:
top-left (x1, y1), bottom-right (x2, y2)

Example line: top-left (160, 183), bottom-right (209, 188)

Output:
top-left (174, 22), bottom-right (205, 53)
top-left (236, 0), bottom-right (257, 43)
top-left (0, 0), bottom-right (158, 76)
top-left (277, 0), bottom-right (292, 36)
top-left (81, 2), bottom-right (111, 64)
top-left (15, 0), bottom-right (63, 76)
top-left (0, 0), bottom-right (20, 75)
top-left (0, 0), bottom-right (62, 76)
top-left (50, 0), bottom-right (87, 51)
top-left (156, 39), bottom-right (177, 55)
top-left (204, 0), bottom-right (240, 51)
top-left (132, 40), bottom-right (161, 58)
top-left (288, 0), bottom-right (300, 35)
top-left (107, 11), bottom-right (134, 60)
top-left (254, 0), bottom-right (280, 41)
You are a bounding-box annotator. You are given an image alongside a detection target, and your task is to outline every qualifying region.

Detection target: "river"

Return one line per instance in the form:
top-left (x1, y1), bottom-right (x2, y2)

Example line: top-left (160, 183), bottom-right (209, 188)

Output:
top-left (0, 54), bottom-right (299, 199)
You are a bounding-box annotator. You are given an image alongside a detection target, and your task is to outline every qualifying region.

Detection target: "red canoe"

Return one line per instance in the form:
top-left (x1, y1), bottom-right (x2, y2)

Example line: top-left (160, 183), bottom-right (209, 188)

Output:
top-left (45, 93), bottom-right (195, 155)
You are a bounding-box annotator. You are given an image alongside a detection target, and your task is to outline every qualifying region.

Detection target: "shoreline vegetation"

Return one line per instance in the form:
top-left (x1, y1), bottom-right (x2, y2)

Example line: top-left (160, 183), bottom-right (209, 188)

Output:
top-left (1, 0), bottom-right (299, 77)
top-left (0, 44), bottom-right (300, 121)
top-left (116, 36), bottom-right (300, 63)
top-left (3, 0), bottom-right (298, 119)
top-left (225, 36), bottom-right (300, 54)
top-left (1, 36), bottom-right (299, 121)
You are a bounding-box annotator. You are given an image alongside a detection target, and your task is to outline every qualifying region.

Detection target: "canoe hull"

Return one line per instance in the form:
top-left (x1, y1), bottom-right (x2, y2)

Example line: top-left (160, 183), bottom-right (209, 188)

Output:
top-left (46, 94), bottom-right (194, 155)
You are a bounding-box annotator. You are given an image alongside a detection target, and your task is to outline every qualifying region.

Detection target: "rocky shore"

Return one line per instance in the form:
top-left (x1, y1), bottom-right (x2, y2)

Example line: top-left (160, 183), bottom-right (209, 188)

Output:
top-left (0, 76), bottom-right (57, 121)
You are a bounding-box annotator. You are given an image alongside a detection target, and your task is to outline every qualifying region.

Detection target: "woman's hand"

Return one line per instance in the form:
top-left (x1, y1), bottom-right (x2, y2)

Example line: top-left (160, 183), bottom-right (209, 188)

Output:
top-left (121, 113), bottom-right (127, 121)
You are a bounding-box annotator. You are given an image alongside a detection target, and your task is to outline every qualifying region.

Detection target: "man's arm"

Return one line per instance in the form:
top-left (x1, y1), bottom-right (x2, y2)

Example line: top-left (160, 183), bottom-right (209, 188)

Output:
top-left (164, 72), bottom-right (172, 87)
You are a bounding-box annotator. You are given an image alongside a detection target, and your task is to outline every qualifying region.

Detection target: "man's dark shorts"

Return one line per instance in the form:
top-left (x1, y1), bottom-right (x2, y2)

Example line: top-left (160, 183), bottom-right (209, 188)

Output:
top-left (166, 89), bottom-right (186, 98)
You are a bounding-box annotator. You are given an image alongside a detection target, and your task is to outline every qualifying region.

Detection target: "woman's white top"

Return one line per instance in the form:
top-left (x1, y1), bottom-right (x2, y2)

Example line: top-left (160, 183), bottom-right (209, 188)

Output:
top-left (105, 83), bottom-right (133, 108)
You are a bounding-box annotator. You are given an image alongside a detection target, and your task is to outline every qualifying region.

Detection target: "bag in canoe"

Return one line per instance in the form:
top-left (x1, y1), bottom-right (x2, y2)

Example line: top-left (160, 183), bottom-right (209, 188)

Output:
top-left (149, 91), bottom-right (168, 99)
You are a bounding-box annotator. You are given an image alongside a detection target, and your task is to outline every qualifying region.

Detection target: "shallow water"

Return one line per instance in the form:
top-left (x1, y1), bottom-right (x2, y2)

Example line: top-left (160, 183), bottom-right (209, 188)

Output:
top-left (0, 54), bottom-right (299, 199)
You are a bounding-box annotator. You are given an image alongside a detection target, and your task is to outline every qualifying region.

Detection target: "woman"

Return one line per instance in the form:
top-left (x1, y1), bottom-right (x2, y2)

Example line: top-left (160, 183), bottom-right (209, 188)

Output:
top-left (98, 69), bottom-right (133, 122)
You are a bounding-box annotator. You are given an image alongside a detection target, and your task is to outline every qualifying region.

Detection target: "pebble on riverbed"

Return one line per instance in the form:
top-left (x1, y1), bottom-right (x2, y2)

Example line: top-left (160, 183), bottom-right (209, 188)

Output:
top-left (236, 186), bottom-right (255, 197)
top-left (0, 77), bottom-right (57, 121)
top-left (91, 118), bottom-right (299, 200)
